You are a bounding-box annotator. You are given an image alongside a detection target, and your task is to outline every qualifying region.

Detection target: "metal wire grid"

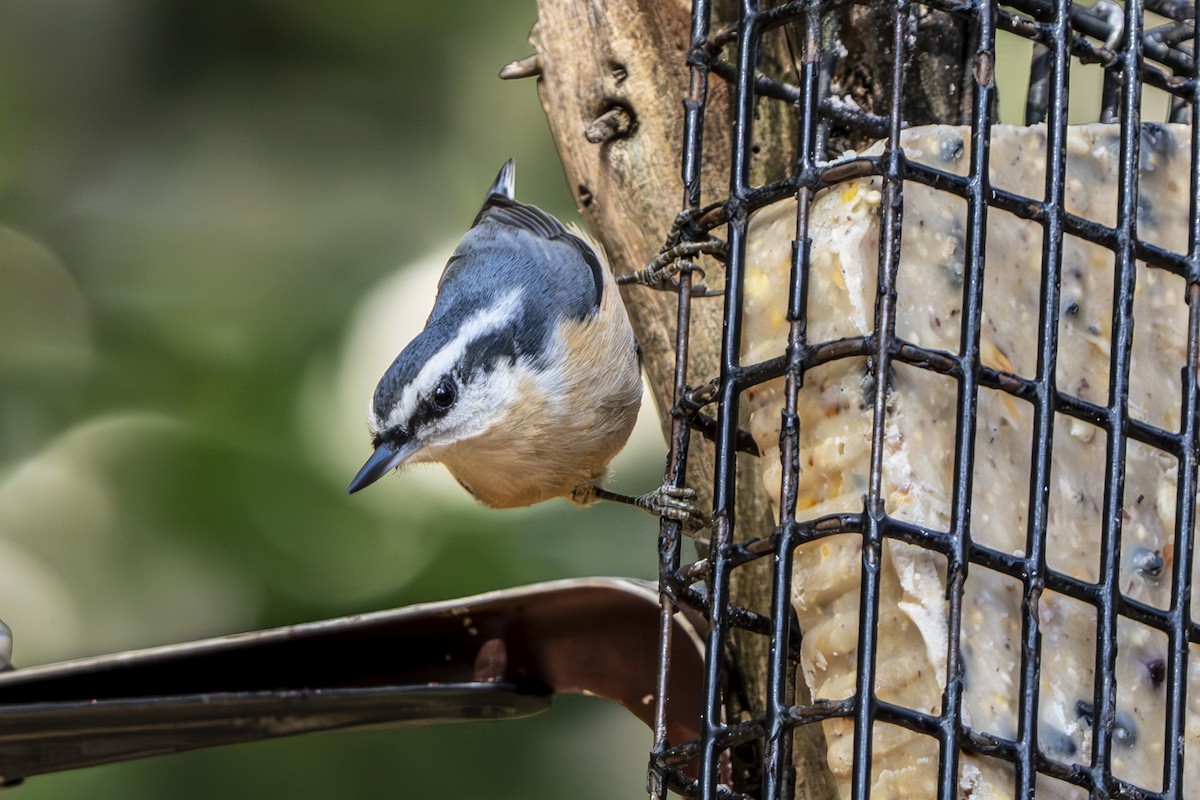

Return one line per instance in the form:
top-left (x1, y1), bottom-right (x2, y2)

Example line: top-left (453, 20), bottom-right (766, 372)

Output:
top-left (648, 1), bottom-right (1200, 798)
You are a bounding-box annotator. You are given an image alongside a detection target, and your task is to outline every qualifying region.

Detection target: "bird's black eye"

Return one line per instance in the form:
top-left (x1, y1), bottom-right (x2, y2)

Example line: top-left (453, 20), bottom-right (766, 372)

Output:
top-left (431, 377), bottom-right (457, 413)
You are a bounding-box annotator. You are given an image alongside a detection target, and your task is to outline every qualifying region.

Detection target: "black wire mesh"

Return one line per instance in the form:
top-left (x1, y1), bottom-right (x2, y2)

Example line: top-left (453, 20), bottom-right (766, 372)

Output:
top-left (649, 1), bottom-right (1200, 798)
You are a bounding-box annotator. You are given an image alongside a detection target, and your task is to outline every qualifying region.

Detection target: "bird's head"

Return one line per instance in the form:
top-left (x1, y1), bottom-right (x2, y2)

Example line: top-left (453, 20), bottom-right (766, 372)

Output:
top-left (348, 289), bottom-right (531, 494)
top-left (348, 159), bottom-right (605, 496)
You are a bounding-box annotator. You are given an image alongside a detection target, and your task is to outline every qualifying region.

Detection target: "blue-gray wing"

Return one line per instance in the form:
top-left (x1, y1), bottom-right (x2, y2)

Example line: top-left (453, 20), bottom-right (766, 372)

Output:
top-left (434, 192), bottom-right (604, 328)
top-left (471, 194), bottom-right (604, 317)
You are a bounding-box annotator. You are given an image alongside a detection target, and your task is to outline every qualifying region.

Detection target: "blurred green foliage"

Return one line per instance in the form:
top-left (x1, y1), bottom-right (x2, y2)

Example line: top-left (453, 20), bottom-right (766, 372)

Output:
top-left (0, 1), bottom-right (667, 797)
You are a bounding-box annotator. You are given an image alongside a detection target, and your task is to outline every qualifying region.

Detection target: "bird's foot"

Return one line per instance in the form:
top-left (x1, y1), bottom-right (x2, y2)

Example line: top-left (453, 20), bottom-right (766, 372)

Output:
top-left (616, 240), bottom-right (725, 296)
top-left (635, 485), bottom-right (710, 528)
top-left (577, 483), bottom-right (710, 532)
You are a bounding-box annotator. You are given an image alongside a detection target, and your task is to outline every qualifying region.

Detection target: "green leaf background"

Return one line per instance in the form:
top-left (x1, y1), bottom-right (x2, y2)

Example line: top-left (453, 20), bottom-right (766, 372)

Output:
top-left (0, 2), bottom-right (674, 797)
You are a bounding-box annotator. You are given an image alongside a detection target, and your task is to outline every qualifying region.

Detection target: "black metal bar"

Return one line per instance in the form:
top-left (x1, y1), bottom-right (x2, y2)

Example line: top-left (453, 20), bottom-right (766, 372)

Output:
top-left (1116, 593), bottom-right (1199, 639)
top-left (783, 697), bottom-right (856, 726)
top-left (1102, 63), bottom-right (1123, 124)
top-left (1162, 279), bottom-right (1200, 795)
top-left (707, 4), bottom-right (1200, 114)
top-left (762, 4), bottom-right (821, 796)
top-left (665, 772), bottom-right (758, 800)
top-left (848, 0), bottom-right (910, 796)
top-left (650, 0), bottom-right (715, 791)
top-left (737, 331), bottom-right (1192, 460)
top-left (1160, 7), bottom-right (1200, 792)
top-left (1026, 42), bottom-right (1052, 125)
top-left (698, 0), bottom-right (762, 795)
top-left (902, 160), bottom-right (1196, 280)
top-left (1091, 2), bottom-right (1144, 795)
top-left (1015, 0), bottom-right (1071, 794)
top-left (761, 530), bottom-right (798, 799)
top-left (1143, 0), bottom-right (1196, 21)
top-left (938, 1), bottom-right (996, 796)
top-left (994, 8), bottom-right (1195, 96)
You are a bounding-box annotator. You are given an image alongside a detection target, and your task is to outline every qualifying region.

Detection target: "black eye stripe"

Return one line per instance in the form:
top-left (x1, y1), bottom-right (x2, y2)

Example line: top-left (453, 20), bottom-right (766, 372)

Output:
top-left (395, 332), bottom-right (520, 434)
top-left (457, 329), bottom-right (523, 374)
top-left (407, 403), bottom-right (441, 432)
top-left (402, 376), bottom-right (458, 432)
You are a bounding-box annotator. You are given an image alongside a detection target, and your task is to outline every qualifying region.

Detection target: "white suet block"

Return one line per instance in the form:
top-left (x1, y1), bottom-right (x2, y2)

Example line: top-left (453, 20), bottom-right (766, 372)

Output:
top-left (743, 123), bottom-right (1195, 797)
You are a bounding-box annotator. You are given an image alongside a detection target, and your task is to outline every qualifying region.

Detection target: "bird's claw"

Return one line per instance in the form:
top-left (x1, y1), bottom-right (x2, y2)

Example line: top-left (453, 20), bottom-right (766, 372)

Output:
top-left (637, 485), bottom-right (710, 529)
top-left (618, 260), bottom-right (704, 293)
top-left (578, 483), bottom-right (710, 535)
top-left (616, 239), bottom-right (726, 296)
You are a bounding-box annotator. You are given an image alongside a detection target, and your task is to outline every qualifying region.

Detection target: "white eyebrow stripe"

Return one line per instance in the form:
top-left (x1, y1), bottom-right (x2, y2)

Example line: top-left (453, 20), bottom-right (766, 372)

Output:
top-left (381, 289), bottom-right (523, 430)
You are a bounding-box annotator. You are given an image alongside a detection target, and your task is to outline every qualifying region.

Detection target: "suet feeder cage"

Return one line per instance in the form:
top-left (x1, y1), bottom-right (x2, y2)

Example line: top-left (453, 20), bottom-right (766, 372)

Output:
top-left (644, 1), bottom-right (1200, 798)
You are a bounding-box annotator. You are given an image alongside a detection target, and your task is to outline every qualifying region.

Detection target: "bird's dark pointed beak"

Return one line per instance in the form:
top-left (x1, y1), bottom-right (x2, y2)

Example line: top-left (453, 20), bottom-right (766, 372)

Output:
top-left (348, 441), bottom-right (412, 494)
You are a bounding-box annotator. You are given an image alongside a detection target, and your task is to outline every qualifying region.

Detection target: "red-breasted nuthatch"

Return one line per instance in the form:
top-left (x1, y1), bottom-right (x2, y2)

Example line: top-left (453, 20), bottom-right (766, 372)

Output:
top-left (349, 161), bottom-right (693, 517)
